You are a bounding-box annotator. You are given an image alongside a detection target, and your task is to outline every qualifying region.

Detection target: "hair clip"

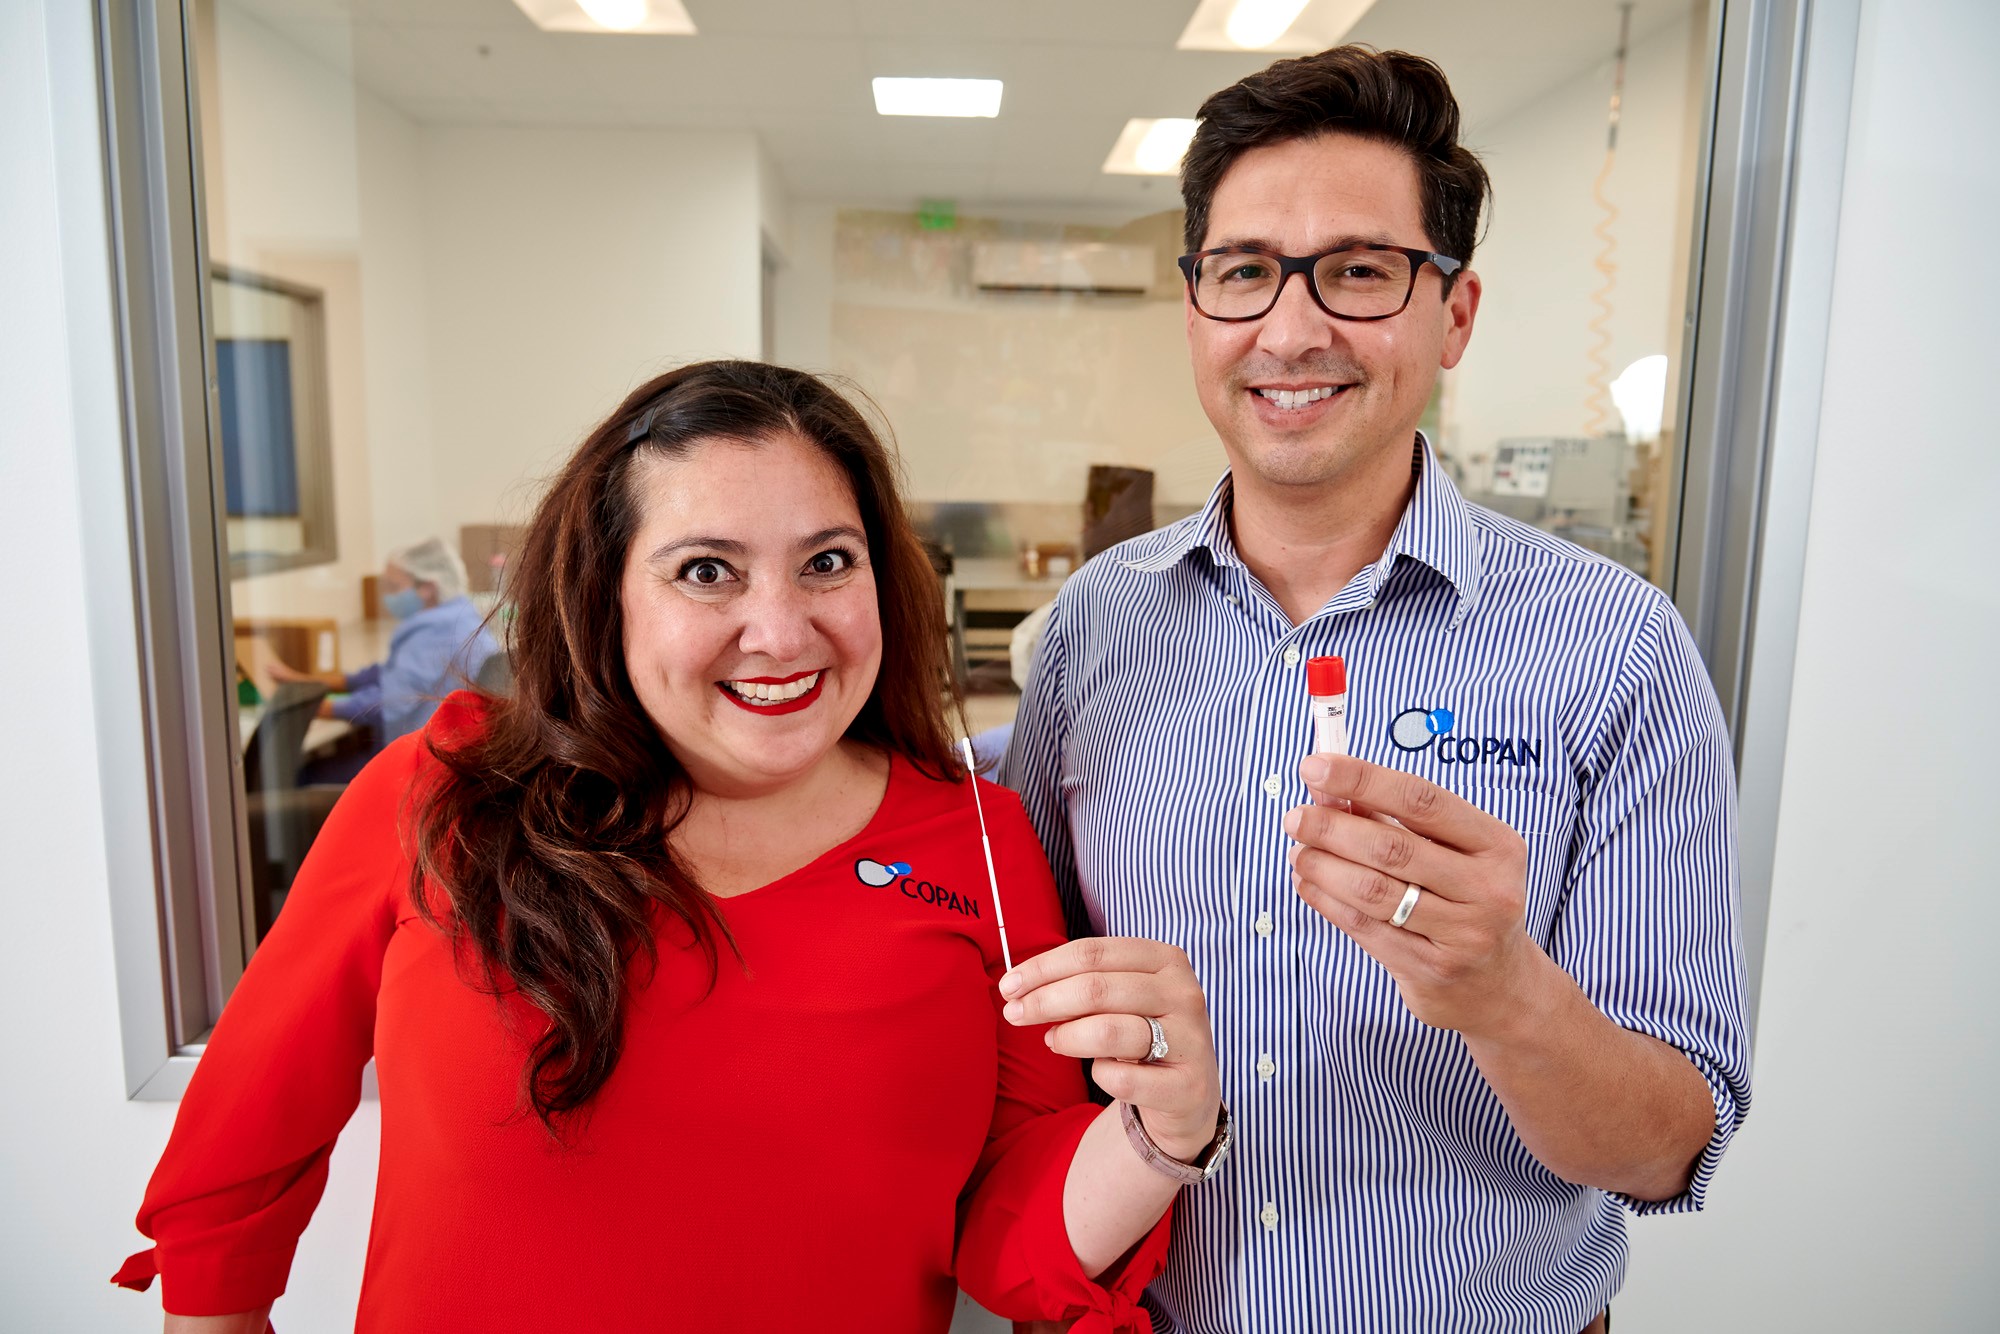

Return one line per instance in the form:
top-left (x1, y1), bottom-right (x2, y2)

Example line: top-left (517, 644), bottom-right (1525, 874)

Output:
top-left (625, 408), bottom-right (656, 446)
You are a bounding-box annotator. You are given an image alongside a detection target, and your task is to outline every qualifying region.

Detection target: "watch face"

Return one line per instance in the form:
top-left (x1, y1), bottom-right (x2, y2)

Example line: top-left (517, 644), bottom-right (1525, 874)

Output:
top-left (1198, 1109), bottom-right (1233, 1180)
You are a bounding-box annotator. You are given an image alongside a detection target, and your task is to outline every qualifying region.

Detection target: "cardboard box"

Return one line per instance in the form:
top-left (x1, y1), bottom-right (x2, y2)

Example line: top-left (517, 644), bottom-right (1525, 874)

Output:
top-left (460, 524), bottom-right (528, 596)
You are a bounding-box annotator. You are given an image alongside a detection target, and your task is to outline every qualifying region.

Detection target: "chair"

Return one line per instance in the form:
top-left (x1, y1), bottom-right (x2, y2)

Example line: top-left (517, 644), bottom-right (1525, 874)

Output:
top-left (242, 683), bottom-right (342, 938)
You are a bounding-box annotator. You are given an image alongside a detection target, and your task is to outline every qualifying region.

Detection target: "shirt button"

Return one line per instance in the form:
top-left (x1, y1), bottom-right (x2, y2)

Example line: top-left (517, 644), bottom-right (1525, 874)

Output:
top-left (1253, 910), bottom-right (1273, 938)
top-left (1259, 1200), bottom-right (1280, 1231)
top-left (1282, 646), bottom-right (1300, 668)
top-left (1225, 594), bottom-right (1241, 607)
top-left (1257, 1053), bottom-right (1276, 1081)
top-left (1261, 773), bottom-right (1281, 799)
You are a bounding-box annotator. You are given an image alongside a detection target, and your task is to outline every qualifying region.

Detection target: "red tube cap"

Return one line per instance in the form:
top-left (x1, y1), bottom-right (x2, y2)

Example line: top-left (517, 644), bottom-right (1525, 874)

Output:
top-left (1307, 655), bottom-right (1346, 696)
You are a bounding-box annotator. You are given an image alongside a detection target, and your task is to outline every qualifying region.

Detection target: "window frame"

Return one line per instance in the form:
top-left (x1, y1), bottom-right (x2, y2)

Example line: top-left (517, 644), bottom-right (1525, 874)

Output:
top-left (79, 0), bottom-right (1850, 1098)
top-left (211, 263), bottom-right (341, 578)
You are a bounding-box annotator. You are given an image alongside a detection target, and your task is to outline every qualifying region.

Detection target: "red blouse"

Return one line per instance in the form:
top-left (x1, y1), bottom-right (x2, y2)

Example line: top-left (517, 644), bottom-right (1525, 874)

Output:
top-left (115, 697), bottom-right (1168, 1330)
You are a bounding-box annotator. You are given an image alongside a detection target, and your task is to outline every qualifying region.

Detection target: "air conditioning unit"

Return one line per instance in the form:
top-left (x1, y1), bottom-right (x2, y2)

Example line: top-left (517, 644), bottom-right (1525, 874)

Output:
top-left (971, 241), bottom-right (1156, 295)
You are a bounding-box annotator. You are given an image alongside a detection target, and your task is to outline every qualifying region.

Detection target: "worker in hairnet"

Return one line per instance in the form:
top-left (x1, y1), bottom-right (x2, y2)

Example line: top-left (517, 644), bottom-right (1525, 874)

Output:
top-left (269, 537), bottom-right (502, 748)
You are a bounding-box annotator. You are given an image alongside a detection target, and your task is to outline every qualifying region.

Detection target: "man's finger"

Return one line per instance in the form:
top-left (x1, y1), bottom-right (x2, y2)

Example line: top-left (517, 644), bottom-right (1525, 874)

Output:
top-left (1299, 753), bottom-right (1498, 850)
top-left (1294, 872), bottom-right (1433, 969)
top-left (1285, 802), bottom-right (1465, 904)
top-left (998, 935), bottom-right (1184, 1000)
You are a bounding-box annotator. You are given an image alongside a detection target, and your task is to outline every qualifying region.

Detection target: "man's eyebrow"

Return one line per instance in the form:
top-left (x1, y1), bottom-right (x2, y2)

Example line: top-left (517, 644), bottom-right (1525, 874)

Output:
top-left (645, 536), bottom-right (747, 563)
top-left (1207, 231), bottom-right (1407, 254)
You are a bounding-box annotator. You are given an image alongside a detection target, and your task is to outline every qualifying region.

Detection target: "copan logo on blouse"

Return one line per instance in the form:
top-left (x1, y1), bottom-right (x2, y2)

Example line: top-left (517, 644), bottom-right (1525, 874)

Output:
top-left (1388, 706), bottom-right (1544, 768)
top-left (855, 858), bottom-right (982, 919)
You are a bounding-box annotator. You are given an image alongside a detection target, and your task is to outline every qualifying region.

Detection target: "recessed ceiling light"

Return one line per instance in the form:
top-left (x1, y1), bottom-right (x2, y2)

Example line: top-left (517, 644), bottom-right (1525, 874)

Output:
top-left (1102, 118), bottom-right (1199, 176)
top-left (872, 78), bottom-right (1004, 119)
top-left (511, 0), bottom-right (696, 35)
top-left (1176, 0), bottom-right (1379, 53)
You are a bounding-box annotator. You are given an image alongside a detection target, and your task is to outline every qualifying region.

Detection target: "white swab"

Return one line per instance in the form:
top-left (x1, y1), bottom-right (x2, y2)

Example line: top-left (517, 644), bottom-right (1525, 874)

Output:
top-left (959, 736), bottom-right (1014, 974)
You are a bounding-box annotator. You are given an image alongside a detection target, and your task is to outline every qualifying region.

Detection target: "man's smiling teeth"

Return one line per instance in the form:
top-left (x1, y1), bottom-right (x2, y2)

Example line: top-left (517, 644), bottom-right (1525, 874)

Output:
top-left (723, 672), bottom-right (820, 705)
top-left (1256, 386), bottom-right (1341, 410)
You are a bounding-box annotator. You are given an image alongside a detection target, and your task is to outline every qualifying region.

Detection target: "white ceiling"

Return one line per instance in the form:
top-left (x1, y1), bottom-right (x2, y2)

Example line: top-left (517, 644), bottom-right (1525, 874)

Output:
top-left (231, 0), bottom-right (1698, 224)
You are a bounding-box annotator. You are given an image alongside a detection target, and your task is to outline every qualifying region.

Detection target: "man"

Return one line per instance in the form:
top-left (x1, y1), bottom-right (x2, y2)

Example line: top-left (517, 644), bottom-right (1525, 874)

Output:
top-left (998, 47), bottom-right (1749, 1333)
top-left (269, 536), bottom-right (500, 751)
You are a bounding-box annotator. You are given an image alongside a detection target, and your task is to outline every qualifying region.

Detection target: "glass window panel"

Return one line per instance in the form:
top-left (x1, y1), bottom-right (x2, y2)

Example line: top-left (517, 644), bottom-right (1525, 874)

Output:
top-left (187, 0), bottom-right (1716, 949)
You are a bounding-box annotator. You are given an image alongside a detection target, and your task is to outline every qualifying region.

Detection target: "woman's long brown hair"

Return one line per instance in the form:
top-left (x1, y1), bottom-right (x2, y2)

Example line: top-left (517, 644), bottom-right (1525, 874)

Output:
top-left (409, 360), bottom-right (963, 1132)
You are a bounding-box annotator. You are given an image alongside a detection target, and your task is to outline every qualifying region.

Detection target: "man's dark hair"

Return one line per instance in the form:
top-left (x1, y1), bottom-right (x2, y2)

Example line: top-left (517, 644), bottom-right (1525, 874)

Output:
top-left (1180, 46), bottom-right (1491, 276)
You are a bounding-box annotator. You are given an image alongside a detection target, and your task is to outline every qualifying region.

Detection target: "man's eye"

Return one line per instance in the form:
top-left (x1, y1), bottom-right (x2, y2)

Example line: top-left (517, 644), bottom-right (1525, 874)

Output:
top-left (1221, 263), bottom-right (1271, 282)
top-left (1339, 264), bottom-right (1391, 281)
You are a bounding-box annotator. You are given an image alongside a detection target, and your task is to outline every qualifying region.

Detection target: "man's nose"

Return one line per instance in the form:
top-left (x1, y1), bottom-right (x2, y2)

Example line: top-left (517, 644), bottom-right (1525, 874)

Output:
top-left (734, 579), bottom-right (816, 663)
top-left (1254, 270), bottom-right (1339, 364)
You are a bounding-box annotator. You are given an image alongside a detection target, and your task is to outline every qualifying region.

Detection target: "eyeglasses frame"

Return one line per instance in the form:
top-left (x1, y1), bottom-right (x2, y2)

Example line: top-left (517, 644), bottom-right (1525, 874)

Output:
top-left (1176, 243), bottom-right (1465, 323)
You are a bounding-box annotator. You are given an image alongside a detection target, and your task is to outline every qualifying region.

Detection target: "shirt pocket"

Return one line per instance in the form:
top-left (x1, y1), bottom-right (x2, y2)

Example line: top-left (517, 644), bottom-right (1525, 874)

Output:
top-left (1454, 785), bottom-right (1577, 947)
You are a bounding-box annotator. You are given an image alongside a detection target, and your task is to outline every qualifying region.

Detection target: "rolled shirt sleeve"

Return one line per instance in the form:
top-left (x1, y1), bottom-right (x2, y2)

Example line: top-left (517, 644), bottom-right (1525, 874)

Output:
top-left (1555, 597), bottom-right (1753, 1214)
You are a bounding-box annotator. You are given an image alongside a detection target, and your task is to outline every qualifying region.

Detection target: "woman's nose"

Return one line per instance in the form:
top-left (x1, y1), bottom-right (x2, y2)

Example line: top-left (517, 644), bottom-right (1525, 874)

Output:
top-left (733, 580), bottom-right (816, 663)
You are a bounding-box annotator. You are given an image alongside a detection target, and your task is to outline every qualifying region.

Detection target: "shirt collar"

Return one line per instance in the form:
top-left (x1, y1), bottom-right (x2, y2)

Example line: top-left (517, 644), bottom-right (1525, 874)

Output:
top-left (1119, 432), bottom-right (1485, 626)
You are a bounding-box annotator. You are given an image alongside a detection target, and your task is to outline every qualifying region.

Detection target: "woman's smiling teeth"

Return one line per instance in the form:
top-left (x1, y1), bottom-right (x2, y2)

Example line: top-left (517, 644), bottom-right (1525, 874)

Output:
top-left (721, 672), bottom-right (821, 705)
top-left (1255, 386), bottom-right (1343, 409)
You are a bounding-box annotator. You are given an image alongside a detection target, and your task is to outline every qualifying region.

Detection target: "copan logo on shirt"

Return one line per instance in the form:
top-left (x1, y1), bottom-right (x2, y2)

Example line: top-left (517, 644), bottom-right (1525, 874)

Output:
top-left (854, 858), bottom-right (982, 918)
top-left (1388, 706), bottom-right (1544, 768)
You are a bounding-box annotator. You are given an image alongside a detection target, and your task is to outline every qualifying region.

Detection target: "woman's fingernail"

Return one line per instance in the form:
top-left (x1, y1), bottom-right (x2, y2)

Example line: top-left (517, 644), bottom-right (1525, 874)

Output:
top-left (998, 971), bottom-right (1022, 998)
top-left (1301, 755), bottom-right (1330, 785)
top-left (1003, 1000), bottom-right (1025, 1023)
top-left (1283, 807), bottom-right (1303, 837)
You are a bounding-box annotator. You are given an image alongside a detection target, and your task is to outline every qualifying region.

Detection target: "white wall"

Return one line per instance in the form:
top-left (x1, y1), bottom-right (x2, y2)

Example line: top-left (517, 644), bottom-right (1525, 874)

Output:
top-left (420, 125), bottom-right (765, 538)
top-left (1616, 1), bottom-right (2000, 1327)
top-left (823, 207), bottom-right (1225, 508)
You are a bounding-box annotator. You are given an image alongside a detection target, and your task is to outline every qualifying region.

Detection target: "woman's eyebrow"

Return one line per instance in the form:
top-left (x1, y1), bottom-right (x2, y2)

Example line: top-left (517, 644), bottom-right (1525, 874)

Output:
top-left (646, 536), bottom-right (747, 563)
top-left (794, 525), bottom-right (867, 552)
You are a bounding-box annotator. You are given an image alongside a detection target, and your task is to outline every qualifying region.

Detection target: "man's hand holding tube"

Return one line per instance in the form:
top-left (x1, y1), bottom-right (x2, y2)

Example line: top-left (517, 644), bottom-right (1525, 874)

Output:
top-left (1285, 750), bottom-right (1716, 1202)
top-left (1284, 751), bottom-right (1543, 1036)
top-left (999, 939), bottom-right (1222, 1164)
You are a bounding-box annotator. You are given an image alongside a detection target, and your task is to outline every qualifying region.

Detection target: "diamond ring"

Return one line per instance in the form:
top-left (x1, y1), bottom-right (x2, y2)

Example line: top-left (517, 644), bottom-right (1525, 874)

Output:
top-left (1143, 1016), bottom-right (1169, 1063)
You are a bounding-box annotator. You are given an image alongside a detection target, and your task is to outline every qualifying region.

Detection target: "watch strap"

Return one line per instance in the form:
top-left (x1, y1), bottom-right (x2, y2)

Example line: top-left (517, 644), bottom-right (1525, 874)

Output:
top-left (1119, 1100), bottom-right (1231, 1185)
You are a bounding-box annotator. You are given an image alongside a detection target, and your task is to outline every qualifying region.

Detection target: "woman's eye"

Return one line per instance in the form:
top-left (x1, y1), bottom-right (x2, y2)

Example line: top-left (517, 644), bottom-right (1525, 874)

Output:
top-left (806, 549), bottom-right (854, 576)
top-left (678, 558), bottom-right (734, 587)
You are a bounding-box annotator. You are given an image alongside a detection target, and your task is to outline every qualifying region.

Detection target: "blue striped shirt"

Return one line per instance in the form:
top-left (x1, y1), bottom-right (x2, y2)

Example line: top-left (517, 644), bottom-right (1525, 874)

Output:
top-left (998, 438), bottom-right (1750, 1334)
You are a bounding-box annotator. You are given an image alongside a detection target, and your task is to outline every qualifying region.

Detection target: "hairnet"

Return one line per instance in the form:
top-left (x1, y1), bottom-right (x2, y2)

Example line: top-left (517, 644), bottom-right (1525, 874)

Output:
top-left (388, 537), bottom-right (468, 600)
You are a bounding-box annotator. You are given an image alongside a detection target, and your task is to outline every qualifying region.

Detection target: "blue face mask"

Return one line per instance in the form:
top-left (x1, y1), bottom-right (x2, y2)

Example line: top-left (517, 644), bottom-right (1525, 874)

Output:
top-left (381, 587), bottom-right (425, 621)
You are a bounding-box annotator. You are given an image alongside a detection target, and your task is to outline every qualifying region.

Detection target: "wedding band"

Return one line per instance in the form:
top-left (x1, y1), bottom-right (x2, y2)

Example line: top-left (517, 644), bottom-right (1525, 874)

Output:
top-left (1390, 883), bottom-right (1422, 928)
top-left (1143, 1016), bottom-right (1169, 1063)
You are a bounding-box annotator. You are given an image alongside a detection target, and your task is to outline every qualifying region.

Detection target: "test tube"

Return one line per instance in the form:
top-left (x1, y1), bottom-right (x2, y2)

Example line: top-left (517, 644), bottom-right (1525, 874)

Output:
top-left (1307, 655), bottom-right (1353, 813)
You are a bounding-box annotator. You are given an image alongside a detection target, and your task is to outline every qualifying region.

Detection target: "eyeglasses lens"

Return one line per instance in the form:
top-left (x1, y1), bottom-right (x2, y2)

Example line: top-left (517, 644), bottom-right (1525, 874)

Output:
top-left (1192, 248), bottom-right (1415, 319)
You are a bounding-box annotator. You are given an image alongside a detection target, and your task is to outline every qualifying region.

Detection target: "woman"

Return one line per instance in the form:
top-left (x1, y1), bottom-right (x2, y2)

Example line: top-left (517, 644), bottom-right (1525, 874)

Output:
top-left (115, 361), bottom-right (1225, 1332)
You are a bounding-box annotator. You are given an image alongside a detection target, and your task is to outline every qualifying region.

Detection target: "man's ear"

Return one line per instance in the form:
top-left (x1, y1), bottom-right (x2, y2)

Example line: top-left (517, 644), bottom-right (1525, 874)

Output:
top-left (1440, 269), bottom-right (1481, 371)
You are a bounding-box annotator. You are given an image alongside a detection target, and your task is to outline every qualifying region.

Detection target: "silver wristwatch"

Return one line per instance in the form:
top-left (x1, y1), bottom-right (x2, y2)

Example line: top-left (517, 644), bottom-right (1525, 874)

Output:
top-left (1120, 1100), bottom-right (1232, 1185)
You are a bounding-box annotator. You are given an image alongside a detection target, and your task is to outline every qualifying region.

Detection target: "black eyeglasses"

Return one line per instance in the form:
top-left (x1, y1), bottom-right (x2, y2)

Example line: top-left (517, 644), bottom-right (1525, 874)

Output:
top-left (1177, 244), bottom-right (1464, 322)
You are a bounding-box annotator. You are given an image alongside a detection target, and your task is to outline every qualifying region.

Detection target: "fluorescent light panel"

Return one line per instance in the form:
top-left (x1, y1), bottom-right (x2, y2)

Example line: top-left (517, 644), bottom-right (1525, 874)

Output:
top-left (873, 78), bottom-right (1004, 118)
top-left (511, 0), bottom-right (696, 35)
top-left (1102, 118), bottom-right (1199, 176)
top-left (1176, 0), bottom-right (1379, 52)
